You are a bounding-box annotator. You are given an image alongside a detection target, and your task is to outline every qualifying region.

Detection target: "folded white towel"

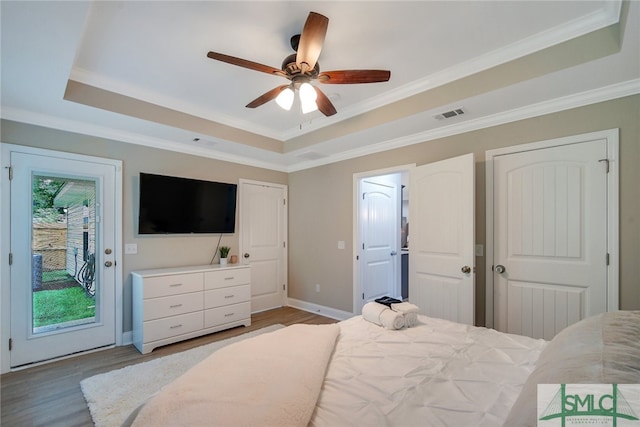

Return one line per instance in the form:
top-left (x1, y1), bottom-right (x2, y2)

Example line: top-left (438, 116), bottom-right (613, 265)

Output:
top-left (362, 302), bottom-right (405, 330)
top-left (390, 302), bottom-right (420, 327)
top-left (404, 312), bottom-right (419, 327)
top-left (390, 302), bottom-right (419, 314)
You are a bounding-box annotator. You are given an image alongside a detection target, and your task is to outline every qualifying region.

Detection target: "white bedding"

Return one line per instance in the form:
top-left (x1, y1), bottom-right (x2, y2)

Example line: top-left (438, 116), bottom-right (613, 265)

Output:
top-left (129, 324), bottom-right (340, 427)
top-left (310, 315), bottom-right (547, 427)
top-left (124, 314), bottom-right (547, 427)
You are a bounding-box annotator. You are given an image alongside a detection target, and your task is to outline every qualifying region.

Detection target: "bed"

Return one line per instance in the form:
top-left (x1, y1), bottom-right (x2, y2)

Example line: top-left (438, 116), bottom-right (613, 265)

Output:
top-left (124, 310), bottom-right (640, 427)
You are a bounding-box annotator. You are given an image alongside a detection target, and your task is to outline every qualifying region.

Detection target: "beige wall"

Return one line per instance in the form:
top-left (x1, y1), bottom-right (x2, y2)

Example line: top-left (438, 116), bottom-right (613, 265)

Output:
top-left (288, 95), bottom-right (640, 324)
top-left (2, 94), bottom-right (639, 332)
top-left (0, 121), bottom-right (287, 331)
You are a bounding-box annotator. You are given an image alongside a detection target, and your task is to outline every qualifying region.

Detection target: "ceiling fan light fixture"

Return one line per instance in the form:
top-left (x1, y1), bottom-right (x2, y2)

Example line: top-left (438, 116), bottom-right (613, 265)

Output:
top-left (275, 87), bottom-right (295, 110)
top-left (299, 82), bottom-right (318, 114)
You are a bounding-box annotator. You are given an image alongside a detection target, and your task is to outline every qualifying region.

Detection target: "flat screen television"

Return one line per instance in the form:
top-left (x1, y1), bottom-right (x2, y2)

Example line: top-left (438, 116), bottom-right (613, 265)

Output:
top-left (138, 173), bottom-right (237, 234)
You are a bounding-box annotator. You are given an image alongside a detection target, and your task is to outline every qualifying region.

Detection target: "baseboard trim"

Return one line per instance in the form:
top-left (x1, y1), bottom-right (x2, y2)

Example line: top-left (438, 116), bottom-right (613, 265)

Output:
top-left (286, 298), bottom-right (354, 321)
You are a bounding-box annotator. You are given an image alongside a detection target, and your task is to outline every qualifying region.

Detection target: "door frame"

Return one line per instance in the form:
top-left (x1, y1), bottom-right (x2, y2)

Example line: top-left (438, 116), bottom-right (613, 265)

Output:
top-left (238, 179), bottom-right (288, 311)
top-left (484, 129), bottom-right (619, 328)
top-left (0, 143), bottom-right (123, 373)
top-left (352, 164), bottom-right (415, 314)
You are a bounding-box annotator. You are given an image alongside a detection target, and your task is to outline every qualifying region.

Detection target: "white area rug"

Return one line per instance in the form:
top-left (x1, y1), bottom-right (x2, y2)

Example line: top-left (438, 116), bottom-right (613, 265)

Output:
top-left (81, 325), bottom-right (284, 427)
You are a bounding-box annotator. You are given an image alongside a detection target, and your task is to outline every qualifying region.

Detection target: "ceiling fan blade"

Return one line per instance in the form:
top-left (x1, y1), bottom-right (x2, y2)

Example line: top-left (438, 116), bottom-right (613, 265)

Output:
top-left (246, 85), bottom-right (290, 108)
top-left (207, 51), bottom-right (287, 78)
top-left (296, 12), bottom-right (329, 73)
top-left (317, 70), bottom-right (391, 84)
top-left (314, 86), bottom-right (337, 117)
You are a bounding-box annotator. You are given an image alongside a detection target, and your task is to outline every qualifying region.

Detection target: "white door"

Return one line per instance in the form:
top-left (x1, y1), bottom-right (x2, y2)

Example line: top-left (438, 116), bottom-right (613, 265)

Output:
top-left (239, 180), bottom-right (287, 312)
top-left (492, 137), bottom-right (614, 339)
top-left (409, 153), bottom-right (475, 325)
top-left (8, 149), bottom-right (120, 368)
top-left (359, 174), bottom-right (401, 310)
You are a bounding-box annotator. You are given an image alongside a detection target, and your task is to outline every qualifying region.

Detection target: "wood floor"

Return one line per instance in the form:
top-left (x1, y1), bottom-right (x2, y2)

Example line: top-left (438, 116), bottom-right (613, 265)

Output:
top-left (0, 307), bottom-right (337, 427)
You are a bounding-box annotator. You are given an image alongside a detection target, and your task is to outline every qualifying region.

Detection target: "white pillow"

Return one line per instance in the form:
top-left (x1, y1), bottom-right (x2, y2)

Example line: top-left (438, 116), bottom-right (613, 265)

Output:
top-left (503, 310), bottom-right (640, 427)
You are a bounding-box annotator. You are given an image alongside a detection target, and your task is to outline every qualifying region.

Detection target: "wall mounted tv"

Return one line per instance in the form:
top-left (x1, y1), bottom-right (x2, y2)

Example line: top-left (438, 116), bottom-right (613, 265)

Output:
top-left (138, 173), bottom-right (237, 234)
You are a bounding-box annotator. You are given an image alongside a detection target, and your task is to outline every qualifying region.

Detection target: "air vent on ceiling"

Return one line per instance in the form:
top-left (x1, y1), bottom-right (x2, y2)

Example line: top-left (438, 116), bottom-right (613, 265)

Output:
top-left (434, 107), bottom-right (466, 121)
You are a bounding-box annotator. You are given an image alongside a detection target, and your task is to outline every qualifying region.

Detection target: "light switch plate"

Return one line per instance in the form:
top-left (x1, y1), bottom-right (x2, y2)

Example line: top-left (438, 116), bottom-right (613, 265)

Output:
top-left (125, 243), bottom-right (138, 254)
top-left (475, 244), bottom-right (484, 257)
top-left (337, 240), bottom-right (345, 250)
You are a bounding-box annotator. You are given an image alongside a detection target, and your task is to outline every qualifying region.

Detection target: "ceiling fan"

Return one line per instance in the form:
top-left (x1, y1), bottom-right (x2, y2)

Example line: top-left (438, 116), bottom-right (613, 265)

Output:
top-left (206, 12), bottom-right (391, 117)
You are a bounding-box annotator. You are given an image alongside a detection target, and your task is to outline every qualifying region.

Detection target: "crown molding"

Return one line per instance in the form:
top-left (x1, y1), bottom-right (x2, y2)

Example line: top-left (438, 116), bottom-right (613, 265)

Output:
top-left (285, 79), bottom-right (639, 172)
top-left (69, 67), bottom-right (285, 141)
top-left (2, 79), bottom-right (636, 174)
top-left (0, 107), bottom-right (290, 172)
top-left (280, 0), bottom-right (623, 140)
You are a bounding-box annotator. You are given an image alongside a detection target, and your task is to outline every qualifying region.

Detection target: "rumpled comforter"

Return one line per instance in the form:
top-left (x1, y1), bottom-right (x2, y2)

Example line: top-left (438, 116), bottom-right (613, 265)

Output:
top-left (129, 323), bottom-right (340, 427)
top-left (309, 315), bottom-right (547, 427)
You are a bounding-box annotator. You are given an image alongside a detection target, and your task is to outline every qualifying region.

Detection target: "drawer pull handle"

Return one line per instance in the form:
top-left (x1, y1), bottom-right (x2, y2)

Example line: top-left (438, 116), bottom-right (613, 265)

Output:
top-left (224, 313), bottom-right (235, 317)
top-left (224, 294), bottom-right (235, 299)
top-left (169, 304), bottom-right (183, 308)
top-left (224, 277), bottom-right (234, 280)
top-left (169, 283), bottom-right (183, 287)
top-left (170, 324), bottom-right (183, 329)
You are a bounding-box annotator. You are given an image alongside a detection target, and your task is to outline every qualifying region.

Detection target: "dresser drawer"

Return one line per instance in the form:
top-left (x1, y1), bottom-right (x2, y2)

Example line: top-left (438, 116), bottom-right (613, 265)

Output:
top-left (144, 293), bottom-right (204, 321)
top-left (204, 268), bottom-right (250, 290)
top-left (143, 273), bottom-right (203, 298)
top-left (204, 302), bottom-right (250, 328)
top-left (144, 311), bottom-right (203, 342)
top-left (204, 284), bottom-right (250, 309)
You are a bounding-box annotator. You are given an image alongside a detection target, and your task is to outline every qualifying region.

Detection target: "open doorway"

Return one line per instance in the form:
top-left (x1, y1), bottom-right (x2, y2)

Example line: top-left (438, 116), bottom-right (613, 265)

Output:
top-left (353, 165), bottom-right (412, 314)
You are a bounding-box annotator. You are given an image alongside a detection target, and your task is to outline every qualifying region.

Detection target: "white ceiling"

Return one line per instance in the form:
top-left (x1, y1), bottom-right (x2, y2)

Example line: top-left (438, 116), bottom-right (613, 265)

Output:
top-left (2, 1), bottom-right (639, 172)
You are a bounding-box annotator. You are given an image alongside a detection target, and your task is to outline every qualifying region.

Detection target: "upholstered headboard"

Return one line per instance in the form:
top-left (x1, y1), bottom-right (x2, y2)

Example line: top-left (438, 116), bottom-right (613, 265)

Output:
top-left (503, 310), bottom-right (640, 427)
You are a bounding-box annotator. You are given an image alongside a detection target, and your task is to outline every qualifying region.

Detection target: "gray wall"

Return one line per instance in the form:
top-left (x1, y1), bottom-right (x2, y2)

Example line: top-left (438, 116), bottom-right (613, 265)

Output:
top-left (288, 95), bottom-right (640, 324)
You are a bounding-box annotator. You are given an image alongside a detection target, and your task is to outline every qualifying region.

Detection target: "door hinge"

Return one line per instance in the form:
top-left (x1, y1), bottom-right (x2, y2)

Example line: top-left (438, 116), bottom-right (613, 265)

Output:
top-left (599, 159), bottom-right (610, 173)
top-left (606, 253), bottom-right (610, 266)
top-left (283, 199), bottom-right (286, 205)
top-left (283, 241), bottom-right (286, 248)
top-left (283, 284), bottom-right (286, 291)
top-left (8, 253), bottom-right (13, 265)
top-left (7, 166), bottom-right (13, 180)
top-left (362, 293), bottom-right (365, 300)
top-left (8, 338), bottom-right (12, 351)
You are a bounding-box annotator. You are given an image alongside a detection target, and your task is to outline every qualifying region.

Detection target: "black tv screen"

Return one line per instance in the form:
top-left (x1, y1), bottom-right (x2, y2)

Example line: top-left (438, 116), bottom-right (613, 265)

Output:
top-left (138, 173), bottom-right (237, 234)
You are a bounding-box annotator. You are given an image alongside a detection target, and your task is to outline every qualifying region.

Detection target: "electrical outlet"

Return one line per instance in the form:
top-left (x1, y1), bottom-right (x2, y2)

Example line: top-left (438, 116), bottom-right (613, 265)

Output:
top-left (125, 243), bottom-right (138, 255)
top-left (315, 284), bottom-right (320, 293)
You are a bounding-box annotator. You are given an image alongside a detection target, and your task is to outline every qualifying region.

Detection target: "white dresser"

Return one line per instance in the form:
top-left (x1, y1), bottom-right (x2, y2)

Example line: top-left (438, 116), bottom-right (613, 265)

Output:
top-left (131, 264), bottom-right (251, 354)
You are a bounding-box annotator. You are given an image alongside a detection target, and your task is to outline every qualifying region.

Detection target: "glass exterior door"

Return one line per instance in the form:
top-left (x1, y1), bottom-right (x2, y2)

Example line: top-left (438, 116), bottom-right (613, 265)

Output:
top-left (10, 150), bottom-right (117, 368)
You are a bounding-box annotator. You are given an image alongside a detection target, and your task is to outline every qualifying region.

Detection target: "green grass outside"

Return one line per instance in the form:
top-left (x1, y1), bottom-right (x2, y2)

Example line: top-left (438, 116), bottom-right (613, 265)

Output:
top-left (33, 286), bottom-right (96, 328)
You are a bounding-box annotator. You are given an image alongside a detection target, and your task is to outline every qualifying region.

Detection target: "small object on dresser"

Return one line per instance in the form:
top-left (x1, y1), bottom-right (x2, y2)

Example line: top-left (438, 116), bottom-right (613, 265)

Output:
top-left (219, 246), bottom-right (230, 265)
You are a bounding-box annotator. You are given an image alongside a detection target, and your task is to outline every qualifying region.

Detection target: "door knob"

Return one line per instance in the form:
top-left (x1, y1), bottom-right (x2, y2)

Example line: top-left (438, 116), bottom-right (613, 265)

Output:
top-left (495, 264), bottom-right (506, 274)
top-left (461, 265), bottom-right (471, 274)
top-left (390, 251), bottom-right (398, 256)
top-left (104, 261), bottom-right (113, 267)
top-left (244, 253), bottom-right (250, 258)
